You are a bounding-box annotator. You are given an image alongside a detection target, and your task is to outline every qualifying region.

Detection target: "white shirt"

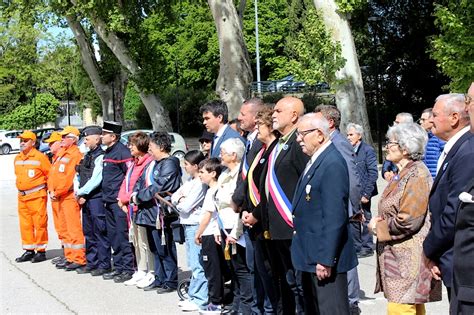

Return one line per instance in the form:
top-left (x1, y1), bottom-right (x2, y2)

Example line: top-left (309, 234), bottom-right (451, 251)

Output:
top-left (172, 177), bottom-right (207, 225)
top-left (303, 140), bottom-right (332, 176)
top-left (246, 130), bottom-right (258, 151)
top-left (436, 126), bottom-right (470, 172)
top-left (212, 124), bottom-right (229, 152)
top-left (201, 186), bottom-right (218, 236)
top-left (215, 163), bottom-right (242, 239)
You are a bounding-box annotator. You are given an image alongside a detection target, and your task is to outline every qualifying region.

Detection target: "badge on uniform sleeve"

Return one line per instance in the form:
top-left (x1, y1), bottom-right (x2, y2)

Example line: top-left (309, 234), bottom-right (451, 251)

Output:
top-left (28, 169), bottom-right (35, 178)
top-left (59, 164), bottom-right (66, 173)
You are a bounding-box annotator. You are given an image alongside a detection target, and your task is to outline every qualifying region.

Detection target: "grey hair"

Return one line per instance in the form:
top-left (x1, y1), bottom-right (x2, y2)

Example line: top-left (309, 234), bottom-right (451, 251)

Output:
top-left (386, 123), bottom-right (428, 161)
top-left (396, 112), bottom-right (414, 123)
top-left (220, 138), bottom-right (245, 161)
top-left (436, 93), bottom-right (470, 121)
top-left (346, 123), bottom-right (364, 138)
top-left (301, 113), bottom-right (330, 137)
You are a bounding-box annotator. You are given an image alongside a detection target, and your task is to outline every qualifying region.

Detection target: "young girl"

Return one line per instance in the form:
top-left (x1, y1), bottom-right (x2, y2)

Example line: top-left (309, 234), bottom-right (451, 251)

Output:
top-left (171, 151), bottom-right (208, 311)
top-left (194, 158), bottom-right (226, 312)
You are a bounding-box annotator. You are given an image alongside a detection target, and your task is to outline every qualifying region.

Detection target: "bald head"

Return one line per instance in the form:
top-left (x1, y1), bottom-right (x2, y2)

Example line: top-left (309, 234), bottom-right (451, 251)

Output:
top-left (272, 97), bottom-right (305, 135)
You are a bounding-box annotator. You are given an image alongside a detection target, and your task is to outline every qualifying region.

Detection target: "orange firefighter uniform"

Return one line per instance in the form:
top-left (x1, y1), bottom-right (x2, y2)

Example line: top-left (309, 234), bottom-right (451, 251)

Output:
top-left (45, 132), bottom-right (67, 244)
top-left (48, 127), bottom-right (85, 265)
top-left (14, 131), bottom-right (51, 252)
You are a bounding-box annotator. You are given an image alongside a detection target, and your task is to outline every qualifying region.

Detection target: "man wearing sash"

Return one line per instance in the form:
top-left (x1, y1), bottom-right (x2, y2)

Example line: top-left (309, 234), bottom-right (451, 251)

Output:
top-left (251, 96), bottom-right (308, 314)
top-left (291, 113), bottom-right (357, 314)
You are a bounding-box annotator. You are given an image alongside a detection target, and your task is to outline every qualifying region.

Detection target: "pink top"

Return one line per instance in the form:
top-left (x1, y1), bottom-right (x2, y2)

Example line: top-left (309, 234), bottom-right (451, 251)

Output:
top-left (118, 153), bottom-right (154, 205)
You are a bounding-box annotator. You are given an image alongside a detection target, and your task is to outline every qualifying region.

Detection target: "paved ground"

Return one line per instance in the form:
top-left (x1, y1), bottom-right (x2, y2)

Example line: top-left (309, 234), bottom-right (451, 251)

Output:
top-left (0, 152), bottom-right (449, 314)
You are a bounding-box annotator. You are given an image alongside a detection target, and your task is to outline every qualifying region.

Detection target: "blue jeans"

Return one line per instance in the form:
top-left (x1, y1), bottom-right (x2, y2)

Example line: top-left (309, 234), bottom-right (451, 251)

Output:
top-left (184, 225), bottom-right (208, 308)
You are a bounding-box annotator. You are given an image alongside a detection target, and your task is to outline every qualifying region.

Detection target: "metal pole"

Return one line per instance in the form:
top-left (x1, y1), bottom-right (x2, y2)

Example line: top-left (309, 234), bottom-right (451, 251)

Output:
top-left (175, 58), bottom-right (180, 133)
top-left (254, 0), bottom-right (261, 94)
top-left (369, 17), bottom-right (383, 163)
top-left (66, 81), bottom-right (71, 126)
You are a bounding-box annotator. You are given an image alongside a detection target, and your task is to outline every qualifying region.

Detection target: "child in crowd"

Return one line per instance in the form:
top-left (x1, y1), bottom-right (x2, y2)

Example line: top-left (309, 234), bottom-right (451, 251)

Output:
top-left (195, 158), bottom-right (227, 312)
top-left (171, 150), bottom-right (208, 311)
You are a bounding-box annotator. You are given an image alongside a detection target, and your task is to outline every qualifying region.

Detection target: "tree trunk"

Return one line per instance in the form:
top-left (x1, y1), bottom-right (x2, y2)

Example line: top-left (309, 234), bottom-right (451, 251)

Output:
top-left (208, 0), bottom-right (253, 120)
top-left (312, 0), bottom-right (373, 144)
top-left (91, 16), bottom-right (172, 131)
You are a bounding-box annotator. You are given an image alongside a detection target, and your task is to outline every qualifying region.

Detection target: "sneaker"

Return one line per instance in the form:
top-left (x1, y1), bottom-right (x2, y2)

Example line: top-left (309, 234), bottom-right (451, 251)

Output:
top-left (200, 303), bottom-right (222, 314)
top-left (180, 299), bottom-right (199, 312)
top-left (178, 300), bottom-right (188, 307)
top-left (136, 272), bottom-right (155, 288)
top-left (124, 270), bottom-right (146, 286)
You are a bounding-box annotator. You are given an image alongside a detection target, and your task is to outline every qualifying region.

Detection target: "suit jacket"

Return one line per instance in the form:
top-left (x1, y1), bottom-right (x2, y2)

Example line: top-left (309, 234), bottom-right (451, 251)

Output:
top-left (331, 130), bottom-right (362, 216)
top-left (453, 177), bottom-right (474, 303)
top-left (232, 137), bottom-right (264, 209)
top-left (355, 141), bottom-right (378, 198)
top-left (423, 130), bottom-right (474, 287)
top-left (291, 143), bottom-right (357, 274)
top-left (210, 125), bottom-right (245, 158)
top-left (256, 131), bottom-right (309, 240)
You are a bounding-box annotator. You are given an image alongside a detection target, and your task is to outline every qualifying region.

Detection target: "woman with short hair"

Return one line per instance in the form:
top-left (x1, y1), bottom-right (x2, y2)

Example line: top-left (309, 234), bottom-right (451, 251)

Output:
top-left (369, 123), bottom-right (441, 314)
top-left (132, 132), bottom-right (182, 294)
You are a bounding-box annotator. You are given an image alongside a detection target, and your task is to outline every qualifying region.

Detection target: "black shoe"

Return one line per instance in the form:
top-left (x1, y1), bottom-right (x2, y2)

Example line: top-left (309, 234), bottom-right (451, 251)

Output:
top-left (76, 266), bottom-right (95, 274)
top-left (113, 272), bottom-right (134, 283)
top-left (53, 257), bottom-right (67, 266)
top-left (350, 305), bottom-right (361, 315)
top-left (31, 252), bottom-right (47, 263)
top-left (156, 285), bottom-right (176, 294)
top-left (357, 250), bottom-right (374, 258)
top-left (65, 262), bottom-right (85, 271)
top-left (143, 283), bottom-right (162, 291)
top-left (56, 260), bottom-right (73, 269)
top-left (103, 270), bottom-right (121, 280)
top-left (91, 268), bottom-right (112, 277)
top-left (51, 256), bottom-right (64, 265)
top-left (15, 251), bottom-right (35, 263)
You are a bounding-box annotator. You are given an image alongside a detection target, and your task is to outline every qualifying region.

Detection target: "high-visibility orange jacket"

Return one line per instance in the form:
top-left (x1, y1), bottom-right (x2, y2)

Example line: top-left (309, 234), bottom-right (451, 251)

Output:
top-left (15, 148), bottom-right (51, 199)
top-left (48, 145), bottom-right (83, 197)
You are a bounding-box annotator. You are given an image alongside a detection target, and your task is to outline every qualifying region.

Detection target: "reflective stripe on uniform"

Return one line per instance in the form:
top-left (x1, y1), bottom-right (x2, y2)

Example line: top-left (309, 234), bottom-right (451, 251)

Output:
top-left (63, 243), bottom-right (85, 249)
top-left (15, 160), bottom-right (41, 166)
top-left (23, 244), bottom-right (36, 249)
top-left (58, 157), bottom-right (70, 163)
top-left (36, 244), bottom-right (47, 249)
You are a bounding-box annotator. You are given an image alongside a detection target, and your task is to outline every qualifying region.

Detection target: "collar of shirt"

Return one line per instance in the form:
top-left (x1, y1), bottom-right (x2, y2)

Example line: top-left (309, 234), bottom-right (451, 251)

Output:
top-left (214, 124), bottom-right (228, 140)
top-left (443, 126), bottom-right (470, 156)
top-left (308, 140), bottom-right (332, 168)
top-left (279, 128), bottom-right (296, 144)
top-left (353, 142), bottom-right (361, 153)
top-left (247, 130), bottom-right (258, 143)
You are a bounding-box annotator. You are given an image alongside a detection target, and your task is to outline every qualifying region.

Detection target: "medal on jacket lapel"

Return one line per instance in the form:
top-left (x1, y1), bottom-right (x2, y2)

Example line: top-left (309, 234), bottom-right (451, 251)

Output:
top-left (305, 184), bottom-right (311, 201)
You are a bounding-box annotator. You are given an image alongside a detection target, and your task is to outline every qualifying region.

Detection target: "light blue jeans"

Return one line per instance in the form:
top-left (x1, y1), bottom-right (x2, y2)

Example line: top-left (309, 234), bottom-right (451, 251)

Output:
top-left (184, 224), bottom-right (208, 308)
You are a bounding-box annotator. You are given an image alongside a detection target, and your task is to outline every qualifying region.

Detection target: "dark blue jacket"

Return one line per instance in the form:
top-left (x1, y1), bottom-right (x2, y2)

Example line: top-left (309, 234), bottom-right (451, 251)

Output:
top-left (102, 141), bottom-right (133, 203)
top-left (134, 156), bottom-right (182, 227)
top-left (354, 141), bottom-right (378, 199)
top-left (291, 143), bottom-right (357, 274)
top-left (423, 131), bottom-right (474, 287)
top-left (381, 160), bottom-right (398, 179)
top-left (423, 132), bottom-right (445, 178)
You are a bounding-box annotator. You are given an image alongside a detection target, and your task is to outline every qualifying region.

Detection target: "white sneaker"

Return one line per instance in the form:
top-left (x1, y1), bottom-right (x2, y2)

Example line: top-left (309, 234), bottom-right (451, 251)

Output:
top-left (136, 272), bottom-right (155, 288)
top-left (178, 300), bottom-right (188, 307)
top-left (124, 270), bottom-right (146, 286)
top-left (180, 300), bottom-right (199, 312)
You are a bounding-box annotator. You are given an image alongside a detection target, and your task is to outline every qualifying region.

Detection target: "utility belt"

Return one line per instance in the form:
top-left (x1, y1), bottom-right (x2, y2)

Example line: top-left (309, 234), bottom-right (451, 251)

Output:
top-left (19, 184), bottom-right (46, 196)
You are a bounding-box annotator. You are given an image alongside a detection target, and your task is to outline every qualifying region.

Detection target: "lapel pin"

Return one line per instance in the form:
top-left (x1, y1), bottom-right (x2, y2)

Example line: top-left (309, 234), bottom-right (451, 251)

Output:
top-left (283, 144), bottom-right (288, 151)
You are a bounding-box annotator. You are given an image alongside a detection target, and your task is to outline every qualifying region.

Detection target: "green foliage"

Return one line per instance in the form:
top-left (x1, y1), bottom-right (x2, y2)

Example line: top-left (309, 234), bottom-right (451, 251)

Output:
top-left (281, 5), bottom-right (345, 85)
top-left (0, 93), bottom-right (60, 129)
top-left (430, 0), bottom-right (474, 92)
top-left (335, 0), bottom-right (367, 14)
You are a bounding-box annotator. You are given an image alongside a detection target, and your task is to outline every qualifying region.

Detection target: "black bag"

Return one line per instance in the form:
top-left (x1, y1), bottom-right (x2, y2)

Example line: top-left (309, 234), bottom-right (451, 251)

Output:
top-left (171, 221), bottom-right (185, 244)
top-left (155, 192), bottom-right (180, 223)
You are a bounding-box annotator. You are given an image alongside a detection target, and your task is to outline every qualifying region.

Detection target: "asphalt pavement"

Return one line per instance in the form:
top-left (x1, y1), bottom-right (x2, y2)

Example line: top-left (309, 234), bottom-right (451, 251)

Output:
top-left (0, 152), bottom-right (449, 314)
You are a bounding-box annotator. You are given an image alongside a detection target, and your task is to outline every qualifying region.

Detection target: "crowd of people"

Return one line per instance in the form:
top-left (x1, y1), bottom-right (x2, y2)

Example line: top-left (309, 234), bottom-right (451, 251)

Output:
top-left (11, 82), bottom-right (474, 315)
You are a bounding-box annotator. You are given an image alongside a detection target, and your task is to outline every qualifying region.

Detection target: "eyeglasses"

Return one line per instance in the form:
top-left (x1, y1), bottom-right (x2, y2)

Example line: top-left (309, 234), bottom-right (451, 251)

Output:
top-left (465, 94), bottom-right (473, 105)
top-left (20, 139), bottom-right (31, 143)
top-left (296, 128), bottom-right (319, 138)
top-left (384, 141), bottom-right (399, 148)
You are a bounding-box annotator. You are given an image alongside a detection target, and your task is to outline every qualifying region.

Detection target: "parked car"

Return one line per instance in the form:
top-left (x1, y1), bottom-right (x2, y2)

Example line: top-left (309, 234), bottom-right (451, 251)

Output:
top-left (33, 128), bottom-right (62, 153)
top-left (0, 130), bottom-right (21, 155)
top-left (120, 130), bottom-right (188, 159)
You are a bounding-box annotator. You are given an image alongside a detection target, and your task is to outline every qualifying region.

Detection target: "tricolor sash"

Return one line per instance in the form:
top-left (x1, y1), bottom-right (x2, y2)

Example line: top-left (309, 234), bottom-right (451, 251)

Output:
top-left (241, 154), bottom-right (249, 180)
top-left (248, 146), bottom-right (265, 207)
top-left (266, 144), bottom-right (293, 228)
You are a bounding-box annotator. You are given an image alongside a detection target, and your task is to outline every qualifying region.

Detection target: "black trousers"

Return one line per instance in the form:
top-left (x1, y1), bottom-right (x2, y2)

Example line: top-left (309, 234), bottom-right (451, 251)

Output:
top-left (266, 239), bottom-right (304, 315)
top-left (202, 235), bottom-right (230, 305)
top-left (104, 202), bottom-right (134, 273)
top-left (301, 271), bottom-right (349, 315)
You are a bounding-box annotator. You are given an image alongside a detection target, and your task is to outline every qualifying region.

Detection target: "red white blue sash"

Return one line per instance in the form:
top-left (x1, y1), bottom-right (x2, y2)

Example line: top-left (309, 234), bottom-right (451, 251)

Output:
top-left (266, 144), bottom-right (293, 228)
top-left (241, 153), bottom-right (249, 180)
top-left (248, 147), bottom-right (265, 207)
